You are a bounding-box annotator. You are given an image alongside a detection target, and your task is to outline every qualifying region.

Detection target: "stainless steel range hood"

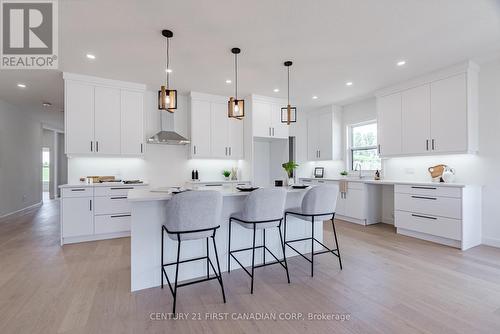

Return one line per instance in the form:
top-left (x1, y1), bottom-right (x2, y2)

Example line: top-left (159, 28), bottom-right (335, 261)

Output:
top-left (147, 108), bottom-right (190, 145)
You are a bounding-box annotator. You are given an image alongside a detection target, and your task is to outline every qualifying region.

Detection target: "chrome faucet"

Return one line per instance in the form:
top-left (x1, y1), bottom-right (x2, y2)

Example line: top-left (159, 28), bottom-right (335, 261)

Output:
top-left (354, 162), bottom-right (363, 179)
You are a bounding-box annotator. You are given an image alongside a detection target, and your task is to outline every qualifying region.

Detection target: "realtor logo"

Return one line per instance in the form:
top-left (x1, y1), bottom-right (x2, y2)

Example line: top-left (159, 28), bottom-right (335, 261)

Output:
top-left (1, 0), bottom-right (58, 69)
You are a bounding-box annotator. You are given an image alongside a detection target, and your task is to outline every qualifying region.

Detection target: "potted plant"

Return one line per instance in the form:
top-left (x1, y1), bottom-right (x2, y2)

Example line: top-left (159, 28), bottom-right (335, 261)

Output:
top-left (222, 170), bottom-right (231, 181)
top-left (340, 170), bottom-right (348, 177)
top-left (282, 161), bottom-right (299, 186)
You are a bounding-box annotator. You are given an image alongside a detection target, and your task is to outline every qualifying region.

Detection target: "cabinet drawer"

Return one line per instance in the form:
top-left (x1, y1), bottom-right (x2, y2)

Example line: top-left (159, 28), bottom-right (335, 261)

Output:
top-left (94, 196), bottom-right (131, 215)
top-left (395, 210), bottom-right (461, 240)
top-left (94, 185), bottom-right (143, 197)
top-left (395, 193), bottom-right (461, 219)
top-left (62, 187), bottom-right (93, 198)
top-left (395, 184), bottom-right (461, 198)
top-left (94, 214), bottom-right (131, 234)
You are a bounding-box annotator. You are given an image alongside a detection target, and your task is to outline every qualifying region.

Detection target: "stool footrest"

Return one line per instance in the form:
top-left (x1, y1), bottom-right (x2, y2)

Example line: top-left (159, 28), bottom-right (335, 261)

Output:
top-left (285, 237), bottom-right (341, 259)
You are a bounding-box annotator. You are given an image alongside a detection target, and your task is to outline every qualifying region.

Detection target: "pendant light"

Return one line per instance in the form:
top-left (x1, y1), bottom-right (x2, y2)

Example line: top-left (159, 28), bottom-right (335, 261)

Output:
top-left (281, 61), bottom-right (297, 124)
top-left (158, 29), bottom-right (177, 112)
top-left (228, 48), bottom-right (244, 119)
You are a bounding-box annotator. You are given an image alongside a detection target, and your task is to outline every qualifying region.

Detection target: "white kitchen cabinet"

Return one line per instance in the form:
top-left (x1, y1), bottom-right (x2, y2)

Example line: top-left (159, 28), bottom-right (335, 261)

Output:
top-left (307, 106), bottom-right (342, 161)
top-left (121, 90), bottom-right (144, 155)
top-left (190, 92), bottom-right (244, 159)
top-left (190, 99), bottom-right (212, 158)
top-left (430, 74), bottom-right (468, 153)
top-left (345, 188), bottom-right (367, 220)
top-left (63, 73), bottom-right (146, 156)
top-left (62, 197), bottom-right (94, 238)
top-left (401, 85), bottom-right (431, 154)
top-left (377, 92), bottom-right (402, 156)
top-left (65, 81), bottom-right (94, 154)
top-left (250, 95), bottom-right (289, 139)
top-left (376, 62), bottom-right (478, 157)
top-left (94, 86), bottom-right (121, 154)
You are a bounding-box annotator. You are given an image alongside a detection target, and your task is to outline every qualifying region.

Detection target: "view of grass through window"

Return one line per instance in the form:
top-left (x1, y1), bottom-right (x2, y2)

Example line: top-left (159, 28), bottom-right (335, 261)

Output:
top-left (351, 122), bottom-right (381, 171)
top-left (42, 150), bottom-right (50, 182)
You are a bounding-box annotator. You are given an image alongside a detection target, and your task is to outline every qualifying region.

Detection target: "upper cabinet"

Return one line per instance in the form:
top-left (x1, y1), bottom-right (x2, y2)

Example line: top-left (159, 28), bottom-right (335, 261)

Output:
top-left (307, 105), bottom-right (342, 161)
top-left (63, 73), bottom-right (146, 156)
top-left (189, 92), bottom-right (244, 159)
top-left (249, 95), bottom-right (289, 139)
top-left (376, 62), bottom-right (478, 157)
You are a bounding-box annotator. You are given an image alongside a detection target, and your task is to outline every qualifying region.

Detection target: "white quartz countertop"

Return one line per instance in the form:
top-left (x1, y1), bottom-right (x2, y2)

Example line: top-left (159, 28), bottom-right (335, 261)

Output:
top-left (59, 182), bottom-right (148, 188)
top-left (128, 187), bottom-right (306, 202)
top-left (299, 177), bottom-right (468, 188)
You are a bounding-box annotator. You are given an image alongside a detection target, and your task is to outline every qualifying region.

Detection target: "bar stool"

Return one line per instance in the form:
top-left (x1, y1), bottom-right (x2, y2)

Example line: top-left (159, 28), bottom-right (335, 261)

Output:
top-left (161, 190), bottom-right (225, 313)
top-left (284, 184), bottom-right (342, 277)
top-left (228, 188), bottom-right (289, 294)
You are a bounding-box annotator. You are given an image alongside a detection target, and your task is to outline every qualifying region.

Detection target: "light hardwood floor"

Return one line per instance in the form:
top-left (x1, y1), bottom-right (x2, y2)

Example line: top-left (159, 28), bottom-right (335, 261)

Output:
top-left (1, 198), bottom-right (500, 334)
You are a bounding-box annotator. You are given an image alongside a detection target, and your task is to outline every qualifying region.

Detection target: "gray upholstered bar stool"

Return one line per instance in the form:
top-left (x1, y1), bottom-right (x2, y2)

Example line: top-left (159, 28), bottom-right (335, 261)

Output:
top-left (284, 184), bottom-right (342, 277)
top-left (228, 188), bottom-right (289, 294)
top-left (161, 190), bottom-right (225, 313)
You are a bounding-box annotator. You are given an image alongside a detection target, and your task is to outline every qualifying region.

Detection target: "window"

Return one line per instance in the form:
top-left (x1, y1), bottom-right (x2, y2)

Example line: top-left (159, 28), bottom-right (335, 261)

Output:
top-left (349, 121), bottom-right (381, 171)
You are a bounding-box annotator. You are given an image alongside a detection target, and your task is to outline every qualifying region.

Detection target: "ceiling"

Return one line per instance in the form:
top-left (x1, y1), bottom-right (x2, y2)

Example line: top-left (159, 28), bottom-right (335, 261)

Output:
top-left (1, 0), bottom-right (500, 113)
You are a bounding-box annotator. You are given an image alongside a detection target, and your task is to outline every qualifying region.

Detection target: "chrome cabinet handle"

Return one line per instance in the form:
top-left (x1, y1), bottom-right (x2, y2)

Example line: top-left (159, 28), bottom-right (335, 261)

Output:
top-left (426, 139), bottom-right (429, 151)
top-left (411, 186), bottom-right (436, 190)
top-left (225, 147), bottom-right (228, 156)
top-left (90, 141), bottom-right (93, 152)
top-left (141, 143), bottom-right (143, 153)
top-left (110, 187), bottom-right (134, 190)
top-left (411, 213), bottom-right (437, 220)
top-left (89, 200), bottom-right (92, 211)
top-left (110, 214), bottom-right (131, 218)
top-left (378, 144), bottom-right (381, 154)
top-left (193, 145), bottom-right (197, 155)
top-left (272, 127), bottom-right (275, 136)
top-left (229, 147), bottom-right (232, 156)
top-left (411, 195), bottom-right (437, 200)
top-left (432, 139), bottom-right (435, 150)
top-left (110, 196), bottom-right (127, 200)
top-left (71, 188), bottom-right (85, 192)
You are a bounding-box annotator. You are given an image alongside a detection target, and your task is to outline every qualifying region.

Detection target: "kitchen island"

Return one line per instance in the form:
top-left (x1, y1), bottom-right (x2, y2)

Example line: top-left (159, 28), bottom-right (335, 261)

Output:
top-left (128, 187), bottom-right (322, 292)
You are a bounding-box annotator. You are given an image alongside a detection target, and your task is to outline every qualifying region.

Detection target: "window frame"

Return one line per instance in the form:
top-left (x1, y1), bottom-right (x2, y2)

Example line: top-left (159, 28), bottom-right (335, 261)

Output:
top-left (347, 120), bottom-right (380, 171)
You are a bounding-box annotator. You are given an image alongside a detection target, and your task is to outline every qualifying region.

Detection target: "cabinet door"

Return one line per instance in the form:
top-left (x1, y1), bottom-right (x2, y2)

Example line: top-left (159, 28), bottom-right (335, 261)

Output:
top-left (271, 103), bottom-right (289, 139)
top-left (307, 116), bottom-right (319, 161)
top-left (318, 112), bottom-right (333, 160)
top-left (120, 90), bottom-right (144, 155)
top-left (210, 102), bottom-right (229, 158)
top-left (430, 74), bottom-right (467, 153)
top-left (335, 192), bottom-right (346, 216)
top-left (253, 101), bottom-right (271, 138)
top-left (94, 86), bottom-right (121, 154)
top-left (65, 81), bottom-right (94, 154)
top-left (377, 93), bottom-right (402, 156)
top-left (62, 197), bottom-right (94, 237)
top-left (191, 99), bottom-right (212, 157)
top-left (228, 116), bottom-right (244, 159)
top-left (345, 189), bottom-right (366, 220)
top-left (401, 85), bottom-right (431, 154)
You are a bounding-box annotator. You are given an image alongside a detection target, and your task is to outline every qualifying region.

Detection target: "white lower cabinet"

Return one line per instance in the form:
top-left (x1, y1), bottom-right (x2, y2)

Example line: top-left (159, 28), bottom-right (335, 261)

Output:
top-left (394, 184), bottom-right (481, 250)
top-left (60, 184), bottom-right (146, 245)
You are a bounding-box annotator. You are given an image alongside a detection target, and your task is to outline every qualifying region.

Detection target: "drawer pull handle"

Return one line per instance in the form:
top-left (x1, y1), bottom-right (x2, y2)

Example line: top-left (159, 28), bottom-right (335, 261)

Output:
top-left (411, 186), bottom-right (437, 190)
top-left (111, 196), bottom-right (127, 200)
top-left (110, 214), bottom-right (131, 218)
top-left (110, 187), bottom-right (134, 190)
top-left (205, 184), bottom-right (223, 187)
top-left (71, 189), bottom-right (86, 192)
top-left (411, 195), bottom-right (437, 200)
top-left (411, 214), bottom-right (437, 220)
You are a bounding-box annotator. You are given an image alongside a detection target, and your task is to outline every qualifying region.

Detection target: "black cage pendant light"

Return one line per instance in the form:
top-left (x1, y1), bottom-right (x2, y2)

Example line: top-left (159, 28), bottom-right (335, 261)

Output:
top-left (158, 29), bottom-right (177, 112)
top-left (281, 61), bottom-right (297, 124)
top-left (228, 48), bottom-right (244, 119)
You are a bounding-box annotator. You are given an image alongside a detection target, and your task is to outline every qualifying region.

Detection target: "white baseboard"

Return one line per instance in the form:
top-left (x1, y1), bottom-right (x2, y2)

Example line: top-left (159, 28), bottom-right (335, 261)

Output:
top-left (0, 201), bottom-right (42, 220)
top-left (482, 237), bottom-right (500, 248)
top-left (61, 231), bottom-right (131, 245)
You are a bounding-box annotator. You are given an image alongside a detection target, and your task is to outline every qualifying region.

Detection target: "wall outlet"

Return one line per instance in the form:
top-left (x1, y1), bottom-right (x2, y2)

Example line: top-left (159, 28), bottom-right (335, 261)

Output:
top-left (404, 168), bottom-right (415, 175)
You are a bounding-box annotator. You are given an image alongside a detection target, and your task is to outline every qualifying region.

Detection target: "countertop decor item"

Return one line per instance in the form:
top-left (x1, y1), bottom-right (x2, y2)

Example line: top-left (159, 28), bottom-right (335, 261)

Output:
top-left (158, 29), bottom-right (177, 112)
top-left (374, 170), bottom-right (381, 180)
top-left (281, 61), bottom-right (297, 125)
top-left (292, 185), bottom-right (309, 189)
top-left (442, 166), bottom-right (456, 183)
top-left (340, 170), bottom-right (348, 176)
top-left (228, 48), bottom-right (245, 119)
top-left (236, 186), bottom-right (259, 192)
top-left (282, 161), bottom-right (299, 186)
top-left (222, 170), bottom-right (231, 181)
top-left (428, 164), bottom-right (447, 182)
top-left (314, 167), bottom-right (324, 178)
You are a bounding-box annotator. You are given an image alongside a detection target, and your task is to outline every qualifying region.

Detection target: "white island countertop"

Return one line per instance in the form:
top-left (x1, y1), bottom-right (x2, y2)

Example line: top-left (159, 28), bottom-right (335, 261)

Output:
top-left (59, 182), bottom-right (148, 188)
top-left (299, 177), bottom-right (469, 188)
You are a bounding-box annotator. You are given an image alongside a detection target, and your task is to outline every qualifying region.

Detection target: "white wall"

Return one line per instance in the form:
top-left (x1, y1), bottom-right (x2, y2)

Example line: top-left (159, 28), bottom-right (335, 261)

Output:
top-left (0, 99), bottom-right (64, 217)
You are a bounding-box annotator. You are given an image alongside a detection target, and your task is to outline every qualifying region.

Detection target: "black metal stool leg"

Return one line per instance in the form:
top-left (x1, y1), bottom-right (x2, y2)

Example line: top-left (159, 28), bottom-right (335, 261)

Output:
top-left (311, 216), bottom-right (315, 277)
top-left (263, 229), bottom-right (266, 265)
top-left (212, 236), bottom-right (226, 303)
top-left (172, 237), bottom-right (181, 314)
top-left (206, 237), bottom-right (210, 279)
top-left (331, 219), bottom-right (342, 270)
top-left (161, 226), bottom-right (164, 289)
top-left (251, 223), bottom-right (256, 294)
top-left (227, 219), bottom-right (232, 273)
top-left (278, 220), bottom-right (290, 284)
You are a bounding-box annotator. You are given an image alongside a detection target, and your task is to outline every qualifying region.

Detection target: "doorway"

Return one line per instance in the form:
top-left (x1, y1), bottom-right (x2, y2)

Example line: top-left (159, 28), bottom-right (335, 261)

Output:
top-left (42, 147), bottom-right (50, 202)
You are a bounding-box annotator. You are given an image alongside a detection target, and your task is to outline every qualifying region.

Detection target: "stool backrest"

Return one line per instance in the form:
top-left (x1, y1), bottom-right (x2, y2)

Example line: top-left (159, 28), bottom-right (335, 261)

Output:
top-left (301, 184), bottom-right (339, 215)
top-left (241, 188), bottom-right (287, 222)
top-left (165, 190), bottom-right (222, 233)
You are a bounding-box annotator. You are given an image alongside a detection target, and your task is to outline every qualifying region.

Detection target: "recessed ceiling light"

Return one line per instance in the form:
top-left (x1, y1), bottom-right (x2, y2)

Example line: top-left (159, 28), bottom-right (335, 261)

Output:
top-left (273, 88), bottom-right (280, 92)
top-left (86, 53), bottom-right (96, 60)
top-left (397, 60), bottom-right (406, 66)
top-left (225, 79), bottom-right (232, 84)
top-left (17, 83), bottom-right (26, 88)
top-left (312, 96), bottom-right (318, 99)
top-left (165, 68), bottom-right (173, 73)
top-left (42, 102), bottom-right (52, 107)
top-left (345, 81), bottom-right (353, 86)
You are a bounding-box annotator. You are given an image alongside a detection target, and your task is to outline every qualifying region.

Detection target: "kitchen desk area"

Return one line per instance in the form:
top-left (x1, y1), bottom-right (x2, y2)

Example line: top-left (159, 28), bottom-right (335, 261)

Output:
top-left (300, 177), bottom-right (481, 251)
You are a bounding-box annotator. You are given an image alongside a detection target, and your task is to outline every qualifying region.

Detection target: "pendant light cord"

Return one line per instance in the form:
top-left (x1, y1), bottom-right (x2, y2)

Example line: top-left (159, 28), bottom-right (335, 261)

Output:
top-left (234, 53), bottom-right (238, 100)
top-left (287, 66), bottom-right (290, 105)
top-left (166, 37), bottom-right (170, 88)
